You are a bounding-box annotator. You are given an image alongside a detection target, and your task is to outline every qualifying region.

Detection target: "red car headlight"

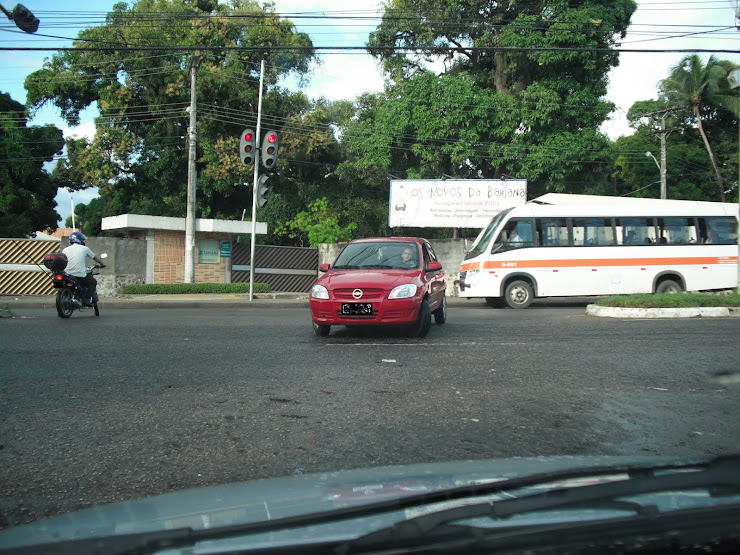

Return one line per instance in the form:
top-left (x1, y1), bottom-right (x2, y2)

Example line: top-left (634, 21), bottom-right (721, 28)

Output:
top-left (388, 284), bottom-right (417, 299)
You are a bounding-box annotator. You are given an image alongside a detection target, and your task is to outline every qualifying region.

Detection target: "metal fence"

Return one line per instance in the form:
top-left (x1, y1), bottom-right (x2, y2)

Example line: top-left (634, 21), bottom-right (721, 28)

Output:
top-left (0, 239), bottom-right (319, 295)
top-left (232, 244), bottom-right (318, 293)
top-left (0, 238), bottom-right (59, 295)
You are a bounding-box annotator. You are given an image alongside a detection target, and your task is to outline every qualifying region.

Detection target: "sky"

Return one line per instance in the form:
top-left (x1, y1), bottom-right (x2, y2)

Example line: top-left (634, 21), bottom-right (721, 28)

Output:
top-left (1, 0), bottom-right (739, 225)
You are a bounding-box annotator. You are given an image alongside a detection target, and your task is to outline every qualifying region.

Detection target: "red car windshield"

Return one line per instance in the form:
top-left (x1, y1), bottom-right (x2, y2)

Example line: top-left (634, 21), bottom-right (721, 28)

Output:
top-left (333, 242), bottom-right (419, 270)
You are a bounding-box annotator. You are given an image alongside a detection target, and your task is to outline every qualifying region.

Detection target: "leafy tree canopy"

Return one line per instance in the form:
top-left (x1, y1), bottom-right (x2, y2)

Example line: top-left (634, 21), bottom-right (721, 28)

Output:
top-left (346, 0), bottom-right (638, 199)
top-left (25, 0), bottom-right (317, 231)
top-left (658, 54), bottom-right (739, 201)
top-left (0, 92), bottom-right (64, 237)
top-left (613, 54), bottom-right (739, 204)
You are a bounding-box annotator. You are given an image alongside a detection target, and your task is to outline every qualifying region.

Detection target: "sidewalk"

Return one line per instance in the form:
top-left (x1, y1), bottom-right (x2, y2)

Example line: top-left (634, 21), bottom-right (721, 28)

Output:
top-left (0, 292), bottom-right (312, 310)
top-left (2, 294), bottom-right (738, 317)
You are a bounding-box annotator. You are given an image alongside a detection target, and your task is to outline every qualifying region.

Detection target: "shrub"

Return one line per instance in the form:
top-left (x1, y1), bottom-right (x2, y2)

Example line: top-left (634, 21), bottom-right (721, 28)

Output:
top-left (121, 282), bottom-right (270, 295)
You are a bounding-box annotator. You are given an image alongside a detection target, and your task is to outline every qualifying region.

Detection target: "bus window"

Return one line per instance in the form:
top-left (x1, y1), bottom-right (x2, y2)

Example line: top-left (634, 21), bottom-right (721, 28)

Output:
top-left (699, 217), bottom-right (738, 245)
top-left (657, 217), bottom-right (697, 244)
top-left (616, 217), bottom-right (657, 245)
top-left (496, 219), bottom-right (534, 251)
top-left (572, 217), bottom-right (614, 246)
top-left (536, 218), bottom-right (568, 247)
top-left (464, 208), bottom-right (512, 261)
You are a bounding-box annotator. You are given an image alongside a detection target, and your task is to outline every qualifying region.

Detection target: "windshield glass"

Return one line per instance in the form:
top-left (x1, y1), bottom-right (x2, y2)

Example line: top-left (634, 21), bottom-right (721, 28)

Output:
top-left (334, 241), bottom-right (418, 269)
top-left (3, 2), bottom-right (740, 553)
top-left (465, 209), bottom-right (512, 260)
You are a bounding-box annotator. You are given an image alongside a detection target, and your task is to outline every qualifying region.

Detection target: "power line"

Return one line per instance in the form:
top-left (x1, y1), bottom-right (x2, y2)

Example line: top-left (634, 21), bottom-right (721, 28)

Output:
top-left (1, 44), bottom-right (738, 53)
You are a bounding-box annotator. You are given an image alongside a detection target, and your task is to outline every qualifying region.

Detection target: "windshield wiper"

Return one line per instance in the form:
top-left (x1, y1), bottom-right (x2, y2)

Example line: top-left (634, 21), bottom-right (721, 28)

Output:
top-left (342, 500), bottom-right (740, 554)
top-left (359, 264), bottom-right (393, 269)
top-left (332, 265), bottom-right (359, 270)
top-left (340, 455), bottom-right (740, 552)
top-left (11, 456), bottom-right (739, 555)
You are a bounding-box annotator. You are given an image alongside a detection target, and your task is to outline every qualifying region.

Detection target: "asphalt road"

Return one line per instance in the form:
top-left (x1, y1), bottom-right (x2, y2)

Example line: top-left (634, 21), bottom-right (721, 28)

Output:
top-left (1, 302), bottom-right (739, 529)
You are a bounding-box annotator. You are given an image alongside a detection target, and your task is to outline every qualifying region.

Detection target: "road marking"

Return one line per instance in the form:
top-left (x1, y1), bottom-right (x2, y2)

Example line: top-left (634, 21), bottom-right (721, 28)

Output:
top-left (324, 342), bottom-right (481, 346)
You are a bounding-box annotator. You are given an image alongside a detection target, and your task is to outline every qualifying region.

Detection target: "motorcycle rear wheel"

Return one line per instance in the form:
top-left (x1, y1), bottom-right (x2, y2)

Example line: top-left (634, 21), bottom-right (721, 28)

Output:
top-left (56, 289), bottom-right (74, 318)
top-left (93, 301), bottom-right (99, 316)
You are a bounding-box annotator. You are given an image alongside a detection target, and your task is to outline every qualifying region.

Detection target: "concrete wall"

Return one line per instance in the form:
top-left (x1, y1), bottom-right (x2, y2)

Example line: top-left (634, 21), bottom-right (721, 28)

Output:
top-left (54, 236), bottom-right (471, 296)
top-left (318, 238), bottom-right (471, 296)
top-left (61, 236), bottom-right (147, 297)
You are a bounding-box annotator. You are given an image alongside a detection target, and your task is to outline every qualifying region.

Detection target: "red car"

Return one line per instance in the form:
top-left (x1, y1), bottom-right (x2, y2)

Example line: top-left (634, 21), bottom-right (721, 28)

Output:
top-left (310, 237), bottom-right (447, 337)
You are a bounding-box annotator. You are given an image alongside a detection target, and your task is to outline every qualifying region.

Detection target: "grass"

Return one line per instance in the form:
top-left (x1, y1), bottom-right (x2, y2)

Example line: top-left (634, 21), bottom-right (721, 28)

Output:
top-left (594, 290), bottom-right (740, 309)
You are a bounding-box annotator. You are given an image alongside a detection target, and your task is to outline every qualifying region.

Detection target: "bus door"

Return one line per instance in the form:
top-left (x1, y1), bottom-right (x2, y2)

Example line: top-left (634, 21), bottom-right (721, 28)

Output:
top-left (532, 217), bottom-right (573, 296)
top-left (480, 219), bottom-right (535, 297)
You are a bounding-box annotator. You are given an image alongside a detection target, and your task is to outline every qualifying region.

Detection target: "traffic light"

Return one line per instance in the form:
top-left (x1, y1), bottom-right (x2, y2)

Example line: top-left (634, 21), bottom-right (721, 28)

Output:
top-left (261, 130), bottom-right (278, 169)
top-left (11, 4), bottom-right (39, 34)
top-left (239, 129), bottom-right (256, 166)
top-left (256, 174), bottom-right (269, 208)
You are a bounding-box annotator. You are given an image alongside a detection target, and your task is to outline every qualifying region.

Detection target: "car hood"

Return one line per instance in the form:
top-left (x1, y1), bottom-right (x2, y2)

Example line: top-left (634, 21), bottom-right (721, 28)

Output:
top-left (0, 455), bottom-right (719, 552)
top-left (320, 269), bottom-right (418, 290)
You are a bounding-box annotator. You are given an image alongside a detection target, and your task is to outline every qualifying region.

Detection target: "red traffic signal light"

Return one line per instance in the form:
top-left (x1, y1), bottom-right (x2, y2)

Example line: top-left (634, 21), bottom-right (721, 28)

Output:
top-left (239, 128), bottom-right (256, 166)
top-left (261, 131), bottom-right (279, 169)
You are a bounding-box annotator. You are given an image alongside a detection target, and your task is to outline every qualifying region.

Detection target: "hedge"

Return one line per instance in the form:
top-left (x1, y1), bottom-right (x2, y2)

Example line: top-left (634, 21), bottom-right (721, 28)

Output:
top-left (595, 291), bottom-right (740, 308)
top-left (121, 282), bottom-right (270, 295)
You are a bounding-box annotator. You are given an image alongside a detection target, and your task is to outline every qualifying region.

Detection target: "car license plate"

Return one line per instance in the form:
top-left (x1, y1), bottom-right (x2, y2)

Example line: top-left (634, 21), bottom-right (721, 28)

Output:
top-left (342, 303), bottom-right (372, 315)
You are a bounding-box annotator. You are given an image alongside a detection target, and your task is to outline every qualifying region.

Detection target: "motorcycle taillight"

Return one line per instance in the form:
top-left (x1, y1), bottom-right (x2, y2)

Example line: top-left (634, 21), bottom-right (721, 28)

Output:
top-left (54, 274), bottom-right (63, 281)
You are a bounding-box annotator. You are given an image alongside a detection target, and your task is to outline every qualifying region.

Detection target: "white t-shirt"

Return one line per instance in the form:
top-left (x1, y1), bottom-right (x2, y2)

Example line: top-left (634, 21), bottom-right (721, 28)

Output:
top-left (62, 243), bottom-right (96, 277)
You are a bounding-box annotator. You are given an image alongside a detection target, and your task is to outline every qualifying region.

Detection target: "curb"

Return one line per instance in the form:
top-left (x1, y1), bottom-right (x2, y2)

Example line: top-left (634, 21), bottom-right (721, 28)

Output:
top-left (2, 296), bottom-right (737, 318)
top-left (586, 305), bottom-right (740, 319)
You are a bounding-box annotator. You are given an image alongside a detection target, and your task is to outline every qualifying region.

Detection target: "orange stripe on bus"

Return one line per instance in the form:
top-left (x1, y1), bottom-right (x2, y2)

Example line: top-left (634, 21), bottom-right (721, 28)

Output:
top-left (460, 256), bottom-right (738, 273)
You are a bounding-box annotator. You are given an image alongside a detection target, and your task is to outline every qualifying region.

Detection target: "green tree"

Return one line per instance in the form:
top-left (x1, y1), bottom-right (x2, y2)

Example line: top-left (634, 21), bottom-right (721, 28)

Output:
top-left (0, 92), bottom-right (64, 237)
top-left (659, 55), bottom-right (738, 202)
top-left (344, 0), bottom-right (637, 201)
top-left (25, 0), bottom-right (315, 228)
top-left (276, 197), bottom-right (357, 248)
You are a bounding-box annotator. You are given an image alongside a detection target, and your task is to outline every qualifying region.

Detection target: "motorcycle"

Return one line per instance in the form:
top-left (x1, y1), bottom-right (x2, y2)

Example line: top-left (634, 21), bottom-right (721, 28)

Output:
top-left (43, 252), bottom-right (107, 318)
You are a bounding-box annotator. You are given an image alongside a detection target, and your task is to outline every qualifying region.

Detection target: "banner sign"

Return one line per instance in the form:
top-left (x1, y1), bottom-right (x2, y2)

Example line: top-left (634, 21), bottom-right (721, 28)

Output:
top-left (389, 179), bottom-right (527, 228)
top-left (198, 239), bottom-right (220, 264)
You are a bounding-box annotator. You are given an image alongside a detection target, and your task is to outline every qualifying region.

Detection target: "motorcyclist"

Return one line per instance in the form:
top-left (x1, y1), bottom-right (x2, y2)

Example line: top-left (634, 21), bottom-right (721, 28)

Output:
top-left (62, 232), bottom-right (106, 306)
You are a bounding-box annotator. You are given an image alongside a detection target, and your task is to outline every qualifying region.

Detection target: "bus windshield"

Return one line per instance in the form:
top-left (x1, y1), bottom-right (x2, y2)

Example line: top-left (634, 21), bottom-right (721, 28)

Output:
top-left (465, 209), bottom-right (512, 261)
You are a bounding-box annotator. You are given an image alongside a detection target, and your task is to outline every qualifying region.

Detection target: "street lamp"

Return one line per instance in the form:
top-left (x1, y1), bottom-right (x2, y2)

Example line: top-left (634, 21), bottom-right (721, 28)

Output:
top-left (0, 3), bottom-right (39, 34)
top-left (645, 151), bottom-right (660, 170)
top-left (646, 151), bottom-right (667, 199)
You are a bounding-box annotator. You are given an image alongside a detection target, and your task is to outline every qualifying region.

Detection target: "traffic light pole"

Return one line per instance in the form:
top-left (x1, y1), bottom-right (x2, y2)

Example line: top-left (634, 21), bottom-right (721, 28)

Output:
top-left (249, 60), bottom-right (265, 301)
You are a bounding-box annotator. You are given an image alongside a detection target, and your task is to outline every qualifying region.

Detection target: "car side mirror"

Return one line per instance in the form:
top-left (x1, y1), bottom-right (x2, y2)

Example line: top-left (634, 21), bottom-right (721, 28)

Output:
top-left (319, 263), bottom-right (331, 273)
top-left (426, 261), bottom-right (442, 271)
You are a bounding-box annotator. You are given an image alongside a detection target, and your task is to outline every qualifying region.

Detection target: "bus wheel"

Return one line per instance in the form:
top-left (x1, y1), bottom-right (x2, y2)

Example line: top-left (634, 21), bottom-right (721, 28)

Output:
top-left (656, 279), bottom-right (682, 294)
top-left (504, 280), bottom-right (533, 309)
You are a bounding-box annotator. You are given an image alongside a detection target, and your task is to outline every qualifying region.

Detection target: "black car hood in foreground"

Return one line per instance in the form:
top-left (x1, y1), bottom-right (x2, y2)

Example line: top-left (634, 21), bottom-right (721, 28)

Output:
top-left (1, 455), bottom-right (739, 554)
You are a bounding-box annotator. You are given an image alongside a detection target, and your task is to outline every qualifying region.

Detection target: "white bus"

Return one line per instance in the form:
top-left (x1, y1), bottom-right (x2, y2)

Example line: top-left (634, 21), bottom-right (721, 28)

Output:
top-left (456, 194), bottom-right (739, 308)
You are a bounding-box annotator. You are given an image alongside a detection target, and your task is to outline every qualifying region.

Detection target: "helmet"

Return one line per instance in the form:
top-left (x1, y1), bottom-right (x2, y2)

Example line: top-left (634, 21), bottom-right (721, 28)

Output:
top-left (69, 231), bottom-right (87, 246)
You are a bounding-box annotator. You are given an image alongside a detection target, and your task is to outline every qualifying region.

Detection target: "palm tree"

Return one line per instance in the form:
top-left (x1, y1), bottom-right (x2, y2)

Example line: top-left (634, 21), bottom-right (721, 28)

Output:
top-left (659, 55), bottom-right (734, 202)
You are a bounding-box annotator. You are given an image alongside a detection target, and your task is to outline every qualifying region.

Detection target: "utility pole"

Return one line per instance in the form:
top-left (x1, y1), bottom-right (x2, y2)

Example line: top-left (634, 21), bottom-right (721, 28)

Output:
top-left (184, 55), bottom-right (200, 283)
top-left (658, 111), bottom-right (667, 200)
top-left (644, 107), bottom-right (674, 199)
